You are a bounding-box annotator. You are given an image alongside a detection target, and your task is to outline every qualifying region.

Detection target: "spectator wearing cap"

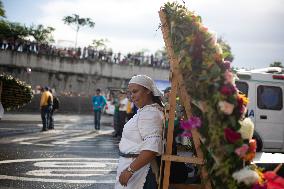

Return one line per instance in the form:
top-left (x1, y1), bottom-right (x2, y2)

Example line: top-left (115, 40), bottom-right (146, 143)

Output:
top-left (40, 86), bottom-right (53, 131)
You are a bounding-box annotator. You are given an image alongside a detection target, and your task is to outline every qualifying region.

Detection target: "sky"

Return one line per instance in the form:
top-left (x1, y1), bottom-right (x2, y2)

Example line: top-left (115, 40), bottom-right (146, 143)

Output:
top-left (2, 0), bottom-right (284, 69)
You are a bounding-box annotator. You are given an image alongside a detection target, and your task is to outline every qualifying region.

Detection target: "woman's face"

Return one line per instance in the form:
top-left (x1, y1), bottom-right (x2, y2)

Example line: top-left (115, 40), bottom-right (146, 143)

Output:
top-left (128, 83), bottom-right (152, 108)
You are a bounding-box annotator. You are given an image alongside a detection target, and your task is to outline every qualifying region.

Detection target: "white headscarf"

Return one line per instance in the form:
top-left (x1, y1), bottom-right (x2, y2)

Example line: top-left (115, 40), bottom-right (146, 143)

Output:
top-left (129, 75), bottom-right (163, 97)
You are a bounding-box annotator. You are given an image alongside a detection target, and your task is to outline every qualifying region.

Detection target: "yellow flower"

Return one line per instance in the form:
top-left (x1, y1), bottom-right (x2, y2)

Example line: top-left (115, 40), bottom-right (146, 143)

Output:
top-left (238, 93), bottom-right (249, 106)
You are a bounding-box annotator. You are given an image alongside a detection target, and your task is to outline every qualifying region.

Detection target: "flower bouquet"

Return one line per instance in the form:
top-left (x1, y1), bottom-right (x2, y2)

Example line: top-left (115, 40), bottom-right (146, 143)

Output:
top-left (161, 2), bottom-right (283, 189)
top-left (0, 73), bottom-right (33, 110)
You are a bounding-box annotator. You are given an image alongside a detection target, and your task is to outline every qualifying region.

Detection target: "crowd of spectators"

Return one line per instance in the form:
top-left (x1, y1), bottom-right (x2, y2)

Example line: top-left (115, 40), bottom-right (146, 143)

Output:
top-left (0, 38), bottom-right (170, 69)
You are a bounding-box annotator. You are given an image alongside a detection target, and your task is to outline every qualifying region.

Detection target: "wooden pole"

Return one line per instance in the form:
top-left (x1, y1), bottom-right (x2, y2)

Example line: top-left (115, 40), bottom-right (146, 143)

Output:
top-left (159, 10), bottom-right (179, 189)
top-left (0, 80), bottom-right (2, 102)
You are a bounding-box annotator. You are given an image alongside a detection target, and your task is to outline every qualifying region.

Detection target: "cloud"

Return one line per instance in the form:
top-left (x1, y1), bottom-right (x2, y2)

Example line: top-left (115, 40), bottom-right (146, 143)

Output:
top-left (37, 0), bottom-right (167, 53)
top-left (33, 0), bottom-right (284, 68)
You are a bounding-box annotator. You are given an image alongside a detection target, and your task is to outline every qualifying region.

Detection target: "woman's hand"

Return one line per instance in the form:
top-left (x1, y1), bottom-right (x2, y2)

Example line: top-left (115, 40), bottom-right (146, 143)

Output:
top-left (119, 169), bottom-right (133, 187)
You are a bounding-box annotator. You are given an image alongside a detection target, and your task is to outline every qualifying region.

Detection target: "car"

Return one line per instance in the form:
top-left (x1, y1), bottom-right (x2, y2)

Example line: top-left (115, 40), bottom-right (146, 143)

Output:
top-left (236, 67), bottom-right (284, 152)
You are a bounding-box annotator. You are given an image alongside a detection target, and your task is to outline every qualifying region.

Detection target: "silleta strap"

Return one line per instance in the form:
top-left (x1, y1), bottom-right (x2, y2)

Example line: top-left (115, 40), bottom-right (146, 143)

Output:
top-left (119, 151), bottom-right (139, 158)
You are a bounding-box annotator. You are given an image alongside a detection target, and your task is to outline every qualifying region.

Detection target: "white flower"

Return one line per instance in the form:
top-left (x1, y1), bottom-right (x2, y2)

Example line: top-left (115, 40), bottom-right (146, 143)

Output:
top-left (218, 101), bottom-right (234, 115)
top-left (232, 166), bottom-right (259, 185)
top-left (238, 118), bottom-right (254, 140)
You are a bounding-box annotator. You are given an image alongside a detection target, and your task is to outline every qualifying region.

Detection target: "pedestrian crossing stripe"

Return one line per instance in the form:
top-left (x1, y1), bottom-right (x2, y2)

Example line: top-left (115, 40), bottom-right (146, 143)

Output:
top-left (0, 158), bottom-right (118, 184)
top-left (0, 158), bottom-right (118, 164)
top-left (0, 175), bottom-right (116, 184)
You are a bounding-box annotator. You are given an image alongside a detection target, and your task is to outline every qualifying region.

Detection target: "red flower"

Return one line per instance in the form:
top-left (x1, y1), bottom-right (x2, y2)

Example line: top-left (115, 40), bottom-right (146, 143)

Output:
top-left (224, 128), bottom-right (241, 143)
top-left (263, 171), bottom-right (284, 189)
top-left (220, 84), bottom-right (237, 96)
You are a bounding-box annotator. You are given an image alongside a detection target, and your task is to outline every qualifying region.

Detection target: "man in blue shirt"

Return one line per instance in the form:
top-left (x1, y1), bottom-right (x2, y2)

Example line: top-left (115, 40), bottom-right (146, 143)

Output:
top-left (92, 89), bottom-right (107, 130)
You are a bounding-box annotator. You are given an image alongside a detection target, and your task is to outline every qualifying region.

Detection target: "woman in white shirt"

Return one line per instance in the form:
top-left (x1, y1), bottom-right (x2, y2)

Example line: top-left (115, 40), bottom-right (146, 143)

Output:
top-left (115, 75), bottom-right (164, 189)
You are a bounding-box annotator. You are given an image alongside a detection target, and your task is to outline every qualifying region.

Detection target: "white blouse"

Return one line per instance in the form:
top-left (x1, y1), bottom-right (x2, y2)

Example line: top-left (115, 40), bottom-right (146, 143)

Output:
top-left (115, 103), bottom-right (164, 189)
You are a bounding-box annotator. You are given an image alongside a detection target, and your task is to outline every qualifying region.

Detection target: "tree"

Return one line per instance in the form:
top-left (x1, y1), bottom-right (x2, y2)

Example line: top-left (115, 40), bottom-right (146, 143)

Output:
top-left (217, 37), bottom-right (234, 62)
top-left (91, 38), bottom-right (109, 50)
top-left (29, 24), bottom-right (55, 43)
top-left (269, 61), bottom-right (283, 68)
top-left (63, 14), bottom-right (95, 48)
top-left (0, 20), bottom-right (29, 39)
top-left (0, 20), bottom-right (54, 44)
top-left (0, 0), bottom-right (5, 18)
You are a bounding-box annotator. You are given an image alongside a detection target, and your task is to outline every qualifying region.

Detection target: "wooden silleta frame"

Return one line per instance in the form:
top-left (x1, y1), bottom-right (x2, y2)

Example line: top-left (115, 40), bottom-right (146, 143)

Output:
top-left (158, 9), bottom-right (212, 189)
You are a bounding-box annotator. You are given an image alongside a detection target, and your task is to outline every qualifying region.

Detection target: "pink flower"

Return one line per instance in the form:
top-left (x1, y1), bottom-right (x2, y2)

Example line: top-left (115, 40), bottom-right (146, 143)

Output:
top-left (180, 116), bottom-right (202, 130)
top-left (188, 116), bottom-right (202, 128)
top-left (224, 128), bottom-right (241, 144)
top-left (180, 117), bottom-right (201, 138)
top-left (180, 131), bottom-right (192, 137)
top-left (223, 60), bottom-right (231, 70)
top-left (224, 70), bottom-right (234, 84)
top-left (180, 120), bottom-right (193, 130)
top-left (235, 144), bottom-right (249, 158)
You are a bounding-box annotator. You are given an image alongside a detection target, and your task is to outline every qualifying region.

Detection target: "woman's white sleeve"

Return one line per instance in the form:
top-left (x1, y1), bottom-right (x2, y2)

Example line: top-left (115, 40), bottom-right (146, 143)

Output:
top-left (137, 110), bottom-right (163, 155)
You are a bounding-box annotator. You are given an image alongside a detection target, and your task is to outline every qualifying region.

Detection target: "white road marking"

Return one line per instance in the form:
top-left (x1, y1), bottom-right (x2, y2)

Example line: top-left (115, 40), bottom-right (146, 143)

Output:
top-left (34, 161), bottom-right (107, 168)
top-left (3, 130), bottom-right (119, 147)
top-left (0, 158), bottom-right (118, 184)
top-left (0, 158), bottom-right (118, 164)
top-left (32, 150), bottom-right (118, 153)
top-left (26, 169), bottom-right (116, 177)
top-left (0, 175), bottom-right (116, 184)
top-left (11, 137), bottom-right (41, 142)
top-left (253, 152), bottom-right (284, 163)
top-left (52, 136), bottom-right (97, 144)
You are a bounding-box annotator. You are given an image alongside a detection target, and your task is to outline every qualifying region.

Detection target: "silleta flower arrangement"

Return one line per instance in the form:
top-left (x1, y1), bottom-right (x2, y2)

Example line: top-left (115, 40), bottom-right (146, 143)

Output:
top-left (0, 73), bottom-right (33, 110)
top-left (161, 2), bottom-right (284, 189)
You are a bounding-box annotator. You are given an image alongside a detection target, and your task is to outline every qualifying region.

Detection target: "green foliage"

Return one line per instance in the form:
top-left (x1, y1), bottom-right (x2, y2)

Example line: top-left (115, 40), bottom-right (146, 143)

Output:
top-left (0, 0), bottom-right (5, 17)
top-left (0, 74), bottom-right (33, 111)
top-left (0, 20), bottom-right (29, 39)
top-left (63, 14), bottom-right (95, 29)
top-left (269, 61), bottom-right (283, 68)
top-left (218, 37), bottom-right (234, 62)
top-left (91, 38), bottom-right (109, 50)
top-left (63, 14), bottom-right (95, 47)
top-left (0, 20), bottom-right (55, 44)
top-left (29, 24), bottom-right (55, 43)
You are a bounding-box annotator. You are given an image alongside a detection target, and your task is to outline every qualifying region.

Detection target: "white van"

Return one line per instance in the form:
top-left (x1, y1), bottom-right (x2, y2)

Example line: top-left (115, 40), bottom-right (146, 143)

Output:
top-left (235, 67), bottom-right (284, 152)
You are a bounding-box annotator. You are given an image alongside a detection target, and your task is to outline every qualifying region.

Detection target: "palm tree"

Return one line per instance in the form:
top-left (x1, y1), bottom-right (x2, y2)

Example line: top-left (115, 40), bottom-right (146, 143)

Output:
top-left (91, 38), bottom-right (109, 50)
top-left (0, 0), bottom-right (6, 17)
top-left (63, 14), bottom-right (95, 48)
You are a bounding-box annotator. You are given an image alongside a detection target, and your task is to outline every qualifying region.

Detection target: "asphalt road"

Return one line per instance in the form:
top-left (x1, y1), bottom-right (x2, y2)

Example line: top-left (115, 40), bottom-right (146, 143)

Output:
top-left (0, 113), bottom-right (283, 189)
top-left (0, 113), bottom-right (119, 189)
